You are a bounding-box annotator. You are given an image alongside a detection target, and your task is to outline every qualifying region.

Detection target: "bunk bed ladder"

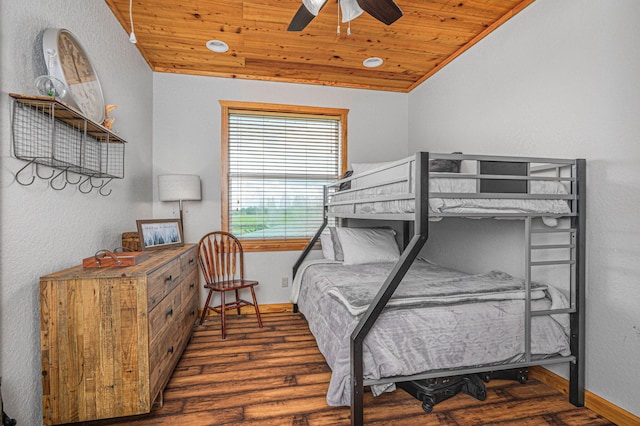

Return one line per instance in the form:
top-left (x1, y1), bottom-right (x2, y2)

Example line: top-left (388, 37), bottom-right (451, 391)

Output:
top-left (524, 158), bottom-right (586, 407)
top-left (525, 218), bottom-right (578, 360)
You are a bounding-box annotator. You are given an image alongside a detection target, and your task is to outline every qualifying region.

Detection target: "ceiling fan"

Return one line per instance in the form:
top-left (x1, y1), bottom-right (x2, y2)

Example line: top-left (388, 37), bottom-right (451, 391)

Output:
top-left (287, 0), bottom-right (403, 32)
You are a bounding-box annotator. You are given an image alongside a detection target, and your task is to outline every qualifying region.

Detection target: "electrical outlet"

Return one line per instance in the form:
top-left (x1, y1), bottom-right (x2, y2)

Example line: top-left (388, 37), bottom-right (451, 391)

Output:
top-left (281, 277), bottom-right (288, 288)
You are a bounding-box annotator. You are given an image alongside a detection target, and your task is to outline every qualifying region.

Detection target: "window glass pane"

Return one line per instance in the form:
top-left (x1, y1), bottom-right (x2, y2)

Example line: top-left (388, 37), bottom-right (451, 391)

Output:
top-left (227, 111), bottom-right (342, 241)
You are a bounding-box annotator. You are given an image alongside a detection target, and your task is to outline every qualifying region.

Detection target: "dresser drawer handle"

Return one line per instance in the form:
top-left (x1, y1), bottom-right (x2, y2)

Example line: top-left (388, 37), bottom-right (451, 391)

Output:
top-left (165, 275), bottom-right (173, 283)
top-left (166, 308), bottom-right (174, 318)
top-left (167, 346), bottom-right (174, 354)
top-left (188, 258), bottom-right (195, 265)
top-left (189, 282), bottom-right (195, 289)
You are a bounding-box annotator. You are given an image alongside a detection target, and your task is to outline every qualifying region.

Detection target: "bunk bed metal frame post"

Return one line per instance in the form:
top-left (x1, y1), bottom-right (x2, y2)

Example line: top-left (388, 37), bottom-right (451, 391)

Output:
top-left (292, 186), bottom-right (329, 314)
top-left (570, 158), bottom-right (586, 406)
top-left (349, 152), bottom-right (431, 425)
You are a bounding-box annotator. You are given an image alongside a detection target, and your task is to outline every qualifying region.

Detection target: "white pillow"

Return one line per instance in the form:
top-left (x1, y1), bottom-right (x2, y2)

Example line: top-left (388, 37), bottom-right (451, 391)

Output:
top-left (320, 227), bottom-right (345, 261)
top-left (320, 232), bottom-right (335, 260)
top-left (329, 226), bottom-right (344, 261)
top-left (336, 227), bottom-right (400, 265)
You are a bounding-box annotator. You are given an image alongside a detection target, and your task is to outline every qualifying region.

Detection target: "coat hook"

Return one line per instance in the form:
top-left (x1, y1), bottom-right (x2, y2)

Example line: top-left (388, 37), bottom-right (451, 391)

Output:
top-left (35, 163), bottom-right (55, 180)
top-left (65, 169), bottom-right (82, 185)
top-left (78, 176), bottom-right (94, 193)
top-left (98, 177), bottom-right (114, 196)
top-left (15, 159), bottom-right (36, 186)
top-left (90, 176), bottom-right (104, 188)
top-left (49, 169), bottom-right (68, 190)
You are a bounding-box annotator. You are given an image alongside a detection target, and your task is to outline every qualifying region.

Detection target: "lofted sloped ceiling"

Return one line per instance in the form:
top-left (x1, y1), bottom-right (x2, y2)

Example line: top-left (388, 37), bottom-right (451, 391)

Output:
top-left (105, 0), bottom-right (534, 93)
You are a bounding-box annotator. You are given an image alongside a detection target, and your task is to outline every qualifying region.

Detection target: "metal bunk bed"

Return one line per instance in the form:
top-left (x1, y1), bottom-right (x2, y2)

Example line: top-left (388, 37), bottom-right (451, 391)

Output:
top-left (292, 152), bottom-right (586, 425)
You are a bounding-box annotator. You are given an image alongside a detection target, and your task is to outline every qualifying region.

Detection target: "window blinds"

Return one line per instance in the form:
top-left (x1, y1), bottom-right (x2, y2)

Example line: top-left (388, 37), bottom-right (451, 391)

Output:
top-left (227, 110), bottom-right (341, 240)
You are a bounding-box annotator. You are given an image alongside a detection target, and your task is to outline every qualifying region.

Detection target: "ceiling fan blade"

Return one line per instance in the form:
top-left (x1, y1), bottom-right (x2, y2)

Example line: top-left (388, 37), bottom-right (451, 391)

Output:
top-left (356, 0), bottom-right (403, 25)
top-left (288, 1), bottom-right (327, 31)
top-left (288, 4), bottom-right (316, 31)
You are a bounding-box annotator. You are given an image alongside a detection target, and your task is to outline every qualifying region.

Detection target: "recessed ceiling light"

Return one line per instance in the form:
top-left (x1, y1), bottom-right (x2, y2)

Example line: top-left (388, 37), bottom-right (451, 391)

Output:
top-left (206, 40), bottom-right (229, 53)
top-left (362, 57), bottom-right (383, 68)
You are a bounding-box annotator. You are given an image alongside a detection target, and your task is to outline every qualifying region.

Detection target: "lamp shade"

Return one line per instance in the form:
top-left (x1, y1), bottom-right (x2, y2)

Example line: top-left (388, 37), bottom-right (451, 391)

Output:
top-left (158, 174), bottom-right (202, 201)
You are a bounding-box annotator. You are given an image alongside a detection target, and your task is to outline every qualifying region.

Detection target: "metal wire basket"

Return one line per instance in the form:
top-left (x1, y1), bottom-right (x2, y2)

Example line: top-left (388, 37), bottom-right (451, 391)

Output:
top-left (10, 94), bottom-right (125, 179)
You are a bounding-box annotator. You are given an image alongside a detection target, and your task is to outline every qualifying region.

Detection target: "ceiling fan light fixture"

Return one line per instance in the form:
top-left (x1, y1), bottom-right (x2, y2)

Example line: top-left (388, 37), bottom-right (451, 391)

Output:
top-left (206, 40), bottom-right (229, 53)
top-left (340, 0), bottom-right (364, 22)
top-left (302, 0), bottom-right (327, 16)
top-left (363, 57), bottom-right (383, 68)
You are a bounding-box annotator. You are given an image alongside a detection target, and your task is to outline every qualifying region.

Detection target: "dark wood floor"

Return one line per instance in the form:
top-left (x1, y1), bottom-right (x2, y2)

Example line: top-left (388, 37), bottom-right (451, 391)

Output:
top-left (95, 312), bottom-right (614, 425)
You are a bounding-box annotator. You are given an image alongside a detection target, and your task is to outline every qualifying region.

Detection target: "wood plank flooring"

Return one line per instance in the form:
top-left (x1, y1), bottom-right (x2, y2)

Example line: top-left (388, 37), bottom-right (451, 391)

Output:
top-left (91, 312), bottom-right (614, 426)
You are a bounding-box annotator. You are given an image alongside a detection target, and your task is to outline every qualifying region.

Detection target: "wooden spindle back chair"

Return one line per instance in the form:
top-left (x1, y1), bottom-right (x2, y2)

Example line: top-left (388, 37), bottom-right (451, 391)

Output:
top-left (197, 231), bottom-right (262, 339)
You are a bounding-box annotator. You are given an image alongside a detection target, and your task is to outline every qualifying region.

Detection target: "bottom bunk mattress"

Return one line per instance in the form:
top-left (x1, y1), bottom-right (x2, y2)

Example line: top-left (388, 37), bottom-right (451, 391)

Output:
top-left (292, 258), bottom-right (571, 407)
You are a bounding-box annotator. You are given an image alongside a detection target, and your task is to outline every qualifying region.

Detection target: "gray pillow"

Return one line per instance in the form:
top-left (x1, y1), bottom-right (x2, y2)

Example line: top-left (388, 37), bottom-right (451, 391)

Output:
top-left (338, 170), bottom-right (353, 191)
top-left (429, 152), bottom-right (462, 173)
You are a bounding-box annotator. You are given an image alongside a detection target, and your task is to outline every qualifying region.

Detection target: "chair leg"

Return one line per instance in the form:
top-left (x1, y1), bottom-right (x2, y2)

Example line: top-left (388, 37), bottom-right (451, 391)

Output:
top-left (200, 289), bottom-right (214, 325)
top-left (221, 290), bottom-right (226, 340)
top-left (250, 286), bottom-right (263, 329)
top-left (235, 289), bottom-right (241, 315)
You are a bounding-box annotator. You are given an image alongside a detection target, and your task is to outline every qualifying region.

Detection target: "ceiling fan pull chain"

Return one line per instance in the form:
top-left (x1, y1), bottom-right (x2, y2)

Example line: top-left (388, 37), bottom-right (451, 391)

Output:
top-left (128, 0), bottom-right (137, 43)
top-left (337, 0), bottom-right (341, 34)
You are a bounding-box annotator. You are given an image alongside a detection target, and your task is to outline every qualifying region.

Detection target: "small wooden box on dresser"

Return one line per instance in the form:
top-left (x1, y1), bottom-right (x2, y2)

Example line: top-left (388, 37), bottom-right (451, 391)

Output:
top-left (39, 245), bottom-right (199, 425)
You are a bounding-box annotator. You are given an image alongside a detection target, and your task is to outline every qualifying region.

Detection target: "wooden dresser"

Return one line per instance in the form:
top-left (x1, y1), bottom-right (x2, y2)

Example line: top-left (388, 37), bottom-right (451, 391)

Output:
top-left (39, 245), bottom-right (199, 425)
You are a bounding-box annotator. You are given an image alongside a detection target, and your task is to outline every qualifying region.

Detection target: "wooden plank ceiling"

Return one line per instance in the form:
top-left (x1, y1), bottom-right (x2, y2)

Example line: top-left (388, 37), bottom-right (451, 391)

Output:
top-left (105, 0), bottom-right (535, 92)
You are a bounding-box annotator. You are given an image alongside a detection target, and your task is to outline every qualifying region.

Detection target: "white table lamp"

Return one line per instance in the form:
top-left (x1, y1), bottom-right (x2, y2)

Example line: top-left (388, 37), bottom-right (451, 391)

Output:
top-left (158, 174), bottom-right (202, 232)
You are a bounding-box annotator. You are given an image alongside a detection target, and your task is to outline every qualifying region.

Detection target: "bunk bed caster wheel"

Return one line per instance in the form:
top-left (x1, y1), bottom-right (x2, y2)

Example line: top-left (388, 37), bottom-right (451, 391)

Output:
top-left (421, 398), bottom-right (434, 413)
top-left (464, 374), bottom-right (487, 401)
top-left (477, 388), bottom-right (487, 401)
top-left (480, 373), bottom-right (491, 383)
top-left (517, 370), bottom-right (528, 384)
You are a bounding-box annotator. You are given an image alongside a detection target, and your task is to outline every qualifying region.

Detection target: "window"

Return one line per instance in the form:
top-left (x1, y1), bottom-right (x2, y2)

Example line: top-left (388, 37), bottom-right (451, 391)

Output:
top-left (221, 101), bottom-right (348, 252)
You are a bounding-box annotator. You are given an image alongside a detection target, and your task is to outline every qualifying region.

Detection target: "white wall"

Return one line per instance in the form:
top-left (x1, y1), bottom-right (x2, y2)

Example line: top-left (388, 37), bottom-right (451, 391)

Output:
top-left (0, 1), bottom-right (153, 424)
top-left (408, 0), bottom-right (640, 417)
top-left (152, 73), bottom-right (409, 304)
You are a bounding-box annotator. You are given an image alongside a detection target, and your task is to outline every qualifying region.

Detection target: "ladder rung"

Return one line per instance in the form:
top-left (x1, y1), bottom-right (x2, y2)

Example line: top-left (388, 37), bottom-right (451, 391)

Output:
top-left (531, 228), bottom-right (576, 234)
top-left (531, 244), bottom-right (576, 250)
top-left (531, 260), bottom-right (576, 266)
top-left (532, 308), bottom-right (575, 316)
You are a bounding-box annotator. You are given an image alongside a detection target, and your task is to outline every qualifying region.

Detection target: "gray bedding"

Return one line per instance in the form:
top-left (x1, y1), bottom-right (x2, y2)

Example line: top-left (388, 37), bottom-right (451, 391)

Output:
top-left (295, 258), bottom-right (571, 406)
top-left (329, 178), bottom-right (572, 218)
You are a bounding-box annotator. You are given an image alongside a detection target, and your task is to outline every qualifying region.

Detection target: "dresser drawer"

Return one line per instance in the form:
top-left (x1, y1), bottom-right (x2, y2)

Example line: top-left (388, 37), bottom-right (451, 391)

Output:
top-left (149, 324), bottom-right (182, 398)
top-left (182, 291), bottom-right (200, 329)
top-left (148, 285), bottom-right (182, 345)
top-left (180, 246), bottom-right (198, 272)
top-left (180, 269), bottom-right (199, 310)
top-left (149, 268), bottom-right (197, 346)
top-left (149, 305), bottom-right (193, 397)
top-left (147, 258), bottom-right (183, 309)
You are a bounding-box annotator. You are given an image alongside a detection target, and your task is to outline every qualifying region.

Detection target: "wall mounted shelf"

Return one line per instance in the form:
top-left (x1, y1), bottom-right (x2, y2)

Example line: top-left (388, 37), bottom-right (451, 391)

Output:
top-left (9, 93), bottom-right (126, 195)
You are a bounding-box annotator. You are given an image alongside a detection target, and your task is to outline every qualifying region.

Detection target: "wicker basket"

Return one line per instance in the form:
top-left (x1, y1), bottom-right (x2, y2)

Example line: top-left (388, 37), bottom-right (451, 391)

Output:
top-left (121, 232), bottom-right (141, 251)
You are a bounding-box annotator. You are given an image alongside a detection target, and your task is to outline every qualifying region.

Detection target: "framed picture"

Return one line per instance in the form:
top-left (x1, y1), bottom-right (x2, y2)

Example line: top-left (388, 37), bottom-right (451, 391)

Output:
top-left (136, 219), bottom-right (184, 250)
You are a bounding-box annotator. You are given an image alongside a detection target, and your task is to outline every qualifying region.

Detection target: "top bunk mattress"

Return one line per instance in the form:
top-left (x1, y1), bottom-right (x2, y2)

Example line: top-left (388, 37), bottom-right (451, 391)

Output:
top-left (327, 154), bottom-right (576, 220)
top-left (330, 177), bottom-right (572, 217)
